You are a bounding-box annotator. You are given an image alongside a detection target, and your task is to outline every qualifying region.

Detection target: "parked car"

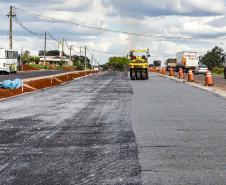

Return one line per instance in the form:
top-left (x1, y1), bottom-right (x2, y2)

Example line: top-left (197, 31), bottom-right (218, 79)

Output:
top-left (194, 64), bottom-right (208, 74)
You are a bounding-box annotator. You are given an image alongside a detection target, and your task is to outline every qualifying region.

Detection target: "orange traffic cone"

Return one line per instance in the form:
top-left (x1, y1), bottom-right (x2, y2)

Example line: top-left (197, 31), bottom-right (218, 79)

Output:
top-left (158, 67), bottom-right (162, 73)
top-left (205, 71), bottom-right (214, 86)
top-left (162, 67), bottom-right (166, 75)
top-left (187, 69), bottom-right (195, 82)
top-left (169, 68), bottom-right (175, 76)
top-left (178, 68), bottom-right (184, 79)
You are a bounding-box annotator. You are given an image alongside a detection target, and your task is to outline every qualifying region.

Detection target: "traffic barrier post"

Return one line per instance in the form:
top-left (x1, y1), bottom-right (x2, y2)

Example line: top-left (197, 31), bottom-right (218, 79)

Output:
top-left (169, 68), bottom-right (175, 76)
top-left (178, 68), bottom-right (184, 79)
top-left (205, 71), bottom-right (214, 86)
top-left (187, 69), bottom-right (195, 82)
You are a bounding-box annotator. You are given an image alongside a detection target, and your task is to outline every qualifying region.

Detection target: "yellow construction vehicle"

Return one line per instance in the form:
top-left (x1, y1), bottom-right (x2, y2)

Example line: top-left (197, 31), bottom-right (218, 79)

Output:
top-left (128, 49), bottom-right (150, 80)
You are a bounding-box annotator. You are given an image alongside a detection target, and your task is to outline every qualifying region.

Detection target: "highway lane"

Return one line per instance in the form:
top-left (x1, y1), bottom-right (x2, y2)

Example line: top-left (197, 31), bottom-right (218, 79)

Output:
top-left (130, 73), bottom-right (226, 184)
top-left (0, 70), bottom-right (68, 81)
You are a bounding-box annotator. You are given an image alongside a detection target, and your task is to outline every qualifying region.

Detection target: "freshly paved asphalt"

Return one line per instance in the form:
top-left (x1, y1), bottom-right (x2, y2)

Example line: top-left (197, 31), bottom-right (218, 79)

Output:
top-left (130, 73), bottom-right (226, 184)
top-left (0, 70), bottom-right (67, 81)
top-left (0, 71), bottom-right (226, 184)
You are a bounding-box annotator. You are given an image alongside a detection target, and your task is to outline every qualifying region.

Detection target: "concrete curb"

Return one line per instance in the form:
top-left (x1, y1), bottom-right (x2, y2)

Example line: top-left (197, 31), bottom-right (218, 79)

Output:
top-left (22, 70), bottom-right (91, 82)
top-left (156, 73), bottom-right (226, 99)
top-left (0, 72), bottom-right (98, 102)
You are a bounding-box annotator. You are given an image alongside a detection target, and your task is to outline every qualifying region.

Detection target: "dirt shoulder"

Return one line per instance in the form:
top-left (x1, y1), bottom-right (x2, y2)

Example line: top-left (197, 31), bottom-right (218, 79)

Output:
top-left (0, 70), bottom-right (98, 100)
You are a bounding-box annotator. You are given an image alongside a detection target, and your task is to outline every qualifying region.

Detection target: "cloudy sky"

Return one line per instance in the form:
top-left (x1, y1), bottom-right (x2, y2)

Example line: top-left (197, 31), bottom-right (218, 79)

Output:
top-left (1, 0), bottom-right (226, 64)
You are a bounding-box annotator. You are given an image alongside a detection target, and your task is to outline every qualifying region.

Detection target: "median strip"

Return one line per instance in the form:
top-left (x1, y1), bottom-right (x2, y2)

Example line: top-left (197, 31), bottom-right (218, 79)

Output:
top-left (0, 70), bottom-right (98, 100)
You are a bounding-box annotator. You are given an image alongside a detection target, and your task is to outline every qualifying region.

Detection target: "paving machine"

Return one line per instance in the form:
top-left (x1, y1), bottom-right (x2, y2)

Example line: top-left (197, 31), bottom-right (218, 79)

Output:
top-left (128, 49), bottom-right (150, 80)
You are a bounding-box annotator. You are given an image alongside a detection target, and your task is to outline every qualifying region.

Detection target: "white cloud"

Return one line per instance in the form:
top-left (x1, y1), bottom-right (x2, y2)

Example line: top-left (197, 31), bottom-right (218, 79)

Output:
top-left (103, 0), bottom-right (226, 17)
top-left (118, 34), bottom-right (128, 41)
top-left (1, 0), bottom-right (226, 64)
top-left (181, 0), bottom-right (225, 14)
top-left (49, 0), bottom-right (93, 11)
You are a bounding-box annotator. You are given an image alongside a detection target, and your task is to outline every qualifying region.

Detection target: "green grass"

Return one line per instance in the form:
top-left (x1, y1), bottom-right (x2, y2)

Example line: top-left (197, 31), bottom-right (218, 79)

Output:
top-left (212, 67), bottom-right (225, 77)
top-left (29, 64), bottom-right (49, 70)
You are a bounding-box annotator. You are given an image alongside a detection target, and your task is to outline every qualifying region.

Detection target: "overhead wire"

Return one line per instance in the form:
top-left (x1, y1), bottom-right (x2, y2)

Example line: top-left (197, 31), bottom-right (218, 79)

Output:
top-left (47, 32), bottom-right (59, 42)
top-left (13, 6), bottom-right (182, 59)
top-left (14, 16), bottom-right (60, 44)
top-left (13, 6), bottom-right (193, 40)
top-left (14, 16), bottom-right (44, 36)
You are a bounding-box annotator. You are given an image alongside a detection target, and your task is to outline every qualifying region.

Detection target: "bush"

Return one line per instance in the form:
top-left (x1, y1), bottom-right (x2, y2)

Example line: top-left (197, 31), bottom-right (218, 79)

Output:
top-left (212, 67), bottom-right (224, 75)
top-left (108, 57), bottom-right (129, 71)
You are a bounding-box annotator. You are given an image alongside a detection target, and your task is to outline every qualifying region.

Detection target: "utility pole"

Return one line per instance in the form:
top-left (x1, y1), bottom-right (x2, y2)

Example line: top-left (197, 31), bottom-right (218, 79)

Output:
top-left (58, 41), bottom-right (61, 57)
top-left (84, 45), bottom-right (87, 70)
top-left (79, 46), bottom-right (82, 65)
top-left (44, 31), bottom-right (47, 66)
top-left (7, 6), bottom-right (16, 49)
top-left (69, 45), bottom-right (72, 61)
top-left (91, 55), bottom-right (94, 69)
top-left (69, 45), bottom-right (73, 66)
top-left (61, 38), bottom-right (64, 60)
top-left (20, 45), bottom-right (23, 71)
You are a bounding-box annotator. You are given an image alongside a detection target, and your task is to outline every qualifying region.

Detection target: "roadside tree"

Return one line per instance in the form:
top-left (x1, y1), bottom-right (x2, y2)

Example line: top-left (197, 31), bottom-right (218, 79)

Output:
top-left (200, 46), bottom-right (225, 70)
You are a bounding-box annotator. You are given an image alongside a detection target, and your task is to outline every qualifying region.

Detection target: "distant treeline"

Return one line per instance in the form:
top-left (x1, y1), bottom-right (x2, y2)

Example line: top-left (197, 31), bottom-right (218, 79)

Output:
top-left (101, 57), bottom-right (129, 71)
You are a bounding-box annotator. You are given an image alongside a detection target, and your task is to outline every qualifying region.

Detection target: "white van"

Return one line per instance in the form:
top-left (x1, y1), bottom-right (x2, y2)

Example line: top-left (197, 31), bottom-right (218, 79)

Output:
top-left (0, 48), bottom-right (19, 74)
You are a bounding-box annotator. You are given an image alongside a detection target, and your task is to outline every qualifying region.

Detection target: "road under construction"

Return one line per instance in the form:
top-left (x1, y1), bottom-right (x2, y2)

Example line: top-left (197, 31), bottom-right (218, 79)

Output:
top-left (1, 71), bottom-right (226, 184)
top-left (1, 3), bottom-right (226, 185)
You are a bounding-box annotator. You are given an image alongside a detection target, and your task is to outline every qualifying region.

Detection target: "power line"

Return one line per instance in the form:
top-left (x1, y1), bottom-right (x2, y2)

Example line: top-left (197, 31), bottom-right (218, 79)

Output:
top-left (14, 16), bottom-right (44, 36)
top-left (13, 6), bottom-right (192, 40)
top-left (13, 8), bottom-right (147, 57)
top-left (14, 16), bottom-right (60, 44)
top-left (47, 32), bottom-right (59, 42)
top-left (13, 17), bottom-right (176, 58)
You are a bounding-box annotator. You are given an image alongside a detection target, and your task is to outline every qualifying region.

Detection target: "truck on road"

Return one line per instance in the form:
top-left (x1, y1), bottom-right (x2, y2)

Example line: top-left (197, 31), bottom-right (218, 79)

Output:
top-left (128, 49), bottom-right (150, 80)
top-left (165, 58), bottom-right (177, 71)
top-left (176, 51), bottom-right (199, 72)
top-left (153, 60), bottom-right (161, 68)
top-left (0, 48), bottom-right (18, 74)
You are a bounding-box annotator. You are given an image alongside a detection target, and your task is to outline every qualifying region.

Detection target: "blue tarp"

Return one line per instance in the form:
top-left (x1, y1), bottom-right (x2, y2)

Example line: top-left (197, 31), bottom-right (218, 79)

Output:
top-left (0, 79), bottom-right (22, 89)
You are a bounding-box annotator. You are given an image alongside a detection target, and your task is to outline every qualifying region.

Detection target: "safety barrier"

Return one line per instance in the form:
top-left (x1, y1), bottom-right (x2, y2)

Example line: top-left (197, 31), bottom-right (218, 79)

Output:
top-left (178, 68), bottom-right (184, 79)
top-left (169, 68), bottom-right (175, 77)
top-left (205, 71), bottom-right (214, 86)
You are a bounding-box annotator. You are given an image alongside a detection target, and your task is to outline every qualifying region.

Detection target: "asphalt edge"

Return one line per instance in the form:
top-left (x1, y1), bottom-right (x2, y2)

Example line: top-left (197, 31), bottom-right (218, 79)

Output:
top-left (155, 73), bottom-right (226, 99)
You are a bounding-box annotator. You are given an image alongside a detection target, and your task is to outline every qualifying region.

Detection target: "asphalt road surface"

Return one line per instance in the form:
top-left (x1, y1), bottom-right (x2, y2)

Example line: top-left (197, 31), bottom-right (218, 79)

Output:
top-left (0, 72), bottom-right (141, 185)
top-left (131, 73), bottom-right (226, 184)
top-left (1, 72), bottom-right (226, 184)
top-left (0, 70), bottom-right (67, 81)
